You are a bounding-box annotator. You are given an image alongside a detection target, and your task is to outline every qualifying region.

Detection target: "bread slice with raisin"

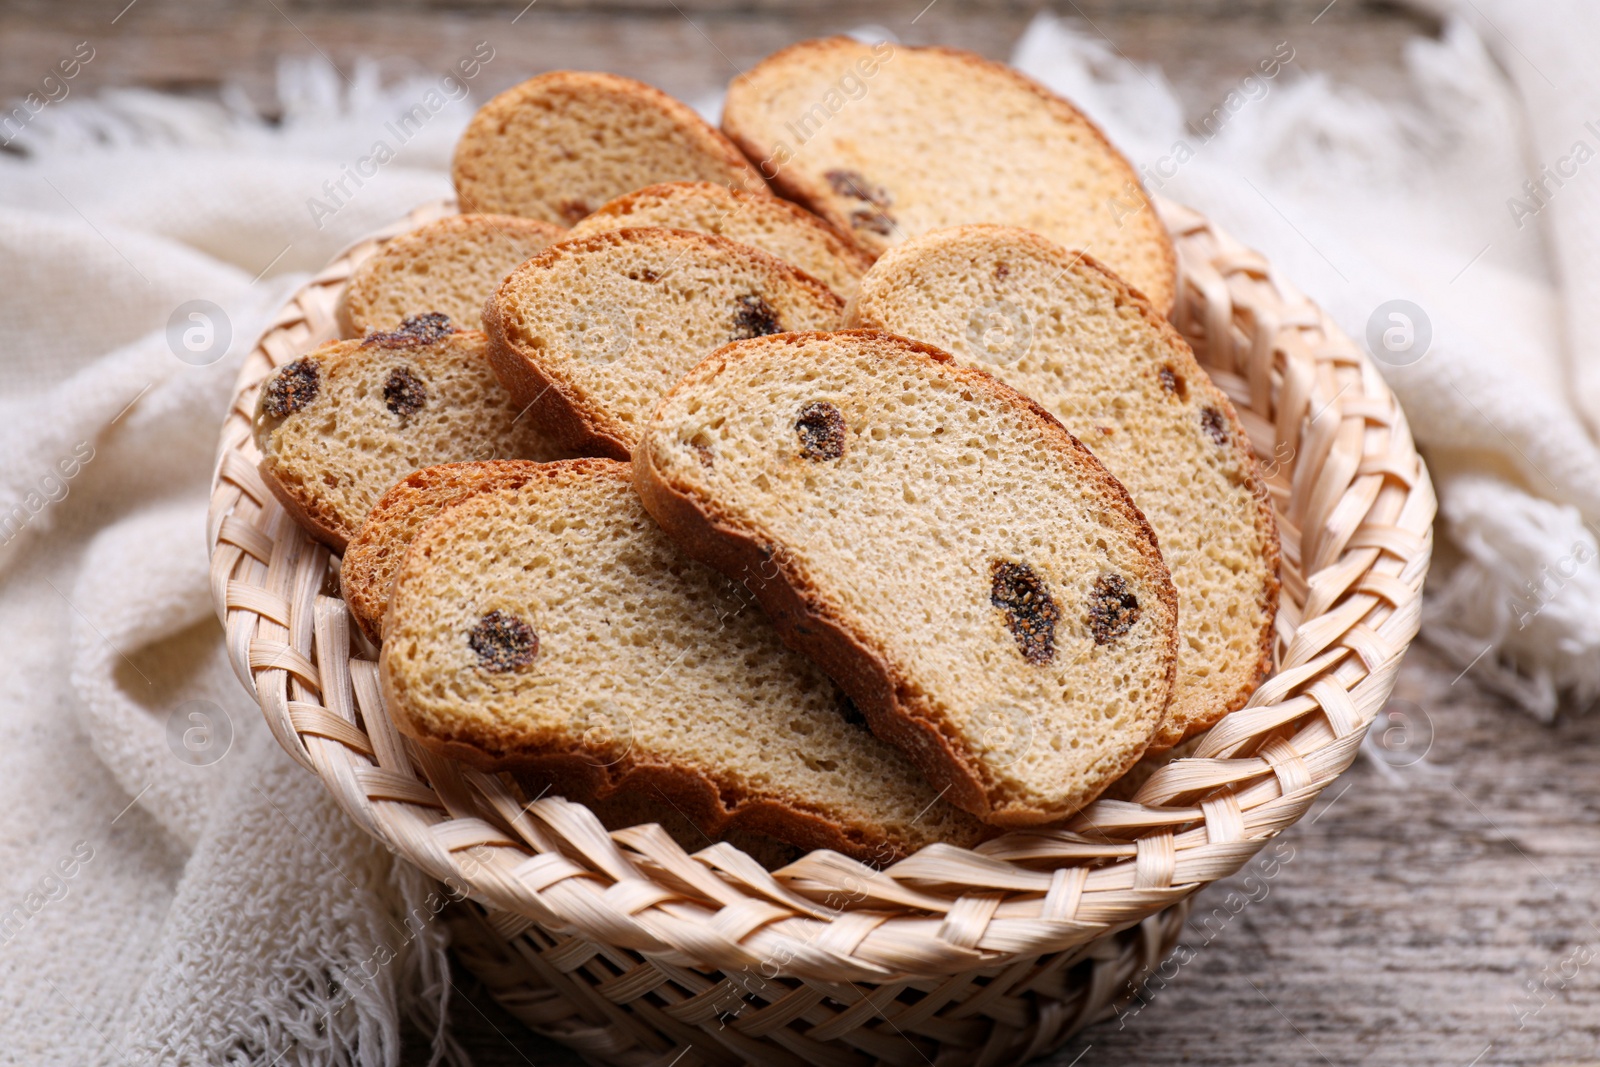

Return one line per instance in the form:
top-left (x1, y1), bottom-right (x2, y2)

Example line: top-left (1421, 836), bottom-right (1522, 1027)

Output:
top-left (721, 38), bottom-right (1177, 313)
top-left (484, 228), bottom-right (844, 460)
top-left (348, 461), bottom-right (804, 868)
top-left (379, 458), bottom-right (986, 861)
top-left (847, 226), bottom-right (1279, 748)
top-left (566, 181), bottom-right (871, 298)
top-left (453, 71), bottom-right (767, 225)
top-left (251, 318), bottom-right (561, 550)
top-left (633, 330), bottom-right (1179, 826)
top-left (341, 461), bottom-right (548, 645)
top-left (337, 215), bottom-right (563, 338)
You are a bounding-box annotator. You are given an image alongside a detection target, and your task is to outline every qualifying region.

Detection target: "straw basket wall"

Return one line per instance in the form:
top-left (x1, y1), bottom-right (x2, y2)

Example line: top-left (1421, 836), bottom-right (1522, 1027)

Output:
top-left (207, 196), bottom-right (1434, 1065)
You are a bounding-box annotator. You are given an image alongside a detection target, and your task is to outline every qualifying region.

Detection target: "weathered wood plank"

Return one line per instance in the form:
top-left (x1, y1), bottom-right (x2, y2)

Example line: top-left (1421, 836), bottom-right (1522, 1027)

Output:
top-left (0, 1), bottom-right (1437, 132)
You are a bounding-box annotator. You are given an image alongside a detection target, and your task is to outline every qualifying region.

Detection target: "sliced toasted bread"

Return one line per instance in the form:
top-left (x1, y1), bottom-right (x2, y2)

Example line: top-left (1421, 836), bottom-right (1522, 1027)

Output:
top-left (347, 461), bottom-right (804, 868)
top-left (251, 320), bottom-right (560, 550)
top-left (721, 38), bottom-right (1176, 313)
top-left (847, 226), bottom-right (1279, 747)
top-left (341, 461), bottom-right (548, 645)
top-left (337, 215), bottom-right (564, 338)
top-left (566, 181), bottom-right (871, 298)
top-left (633, 330), bottom-right (1179, 826)
top-left (484, 227), bottom-right (844, 459)
top-left (453, 71), bottom-right (767, 224)
top-left (379, 458), bottom-right (986, 861)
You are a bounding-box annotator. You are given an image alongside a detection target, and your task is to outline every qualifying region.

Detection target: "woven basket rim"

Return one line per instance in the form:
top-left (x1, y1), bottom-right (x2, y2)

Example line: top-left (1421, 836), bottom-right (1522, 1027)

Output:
top-left (206, 195), bottom-right (1435, 984)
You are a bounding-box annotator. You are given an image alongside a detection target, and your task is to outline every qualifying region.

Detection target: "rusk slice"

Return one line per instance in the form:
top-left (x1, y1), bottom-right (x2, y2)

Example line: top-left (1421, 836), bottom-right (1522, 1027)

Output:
top-left (348, 461), bottom-right (805, 868)
top-left (452, 72), bottom-right (767, 224)
top-left (337, 215), bottom-right (563, 338)
top-left (484, 228), bottom-right (844, 459)
top-left (848, 226), bottom-right (1279, 747)
top-left (634, 330), bottom-right (1179, 826)
top-left (341, 461), bottom-right (548, 645)
top-left (566, 181), bottom-right (871, 298)
top-left (721, 38), bottom-right (1177, 313)
top-left (378, 458), bottom-right (986, 861)
top-left (251, 320), bottom-right (559, 550)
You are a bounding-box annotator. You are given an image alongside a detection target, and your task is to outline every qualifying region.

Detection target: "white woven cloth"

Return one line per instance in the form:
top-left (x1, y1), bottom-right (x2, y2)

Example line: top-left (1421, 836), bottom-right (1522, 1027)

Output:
top-left (0, 60), bottom-right (475, 1067)
top-left (1010, 3), bottom-right (1600, 718)
top-left (0, 6), bottom-right (1593, 1063)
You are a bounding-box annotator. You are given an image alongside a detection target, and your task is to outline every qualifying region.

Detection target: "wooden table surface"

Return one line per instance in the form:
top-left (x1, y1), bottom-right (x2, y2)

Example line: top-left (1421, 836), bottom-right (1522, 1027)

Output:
top-left (12, 2), bottom-right (1596, 1063)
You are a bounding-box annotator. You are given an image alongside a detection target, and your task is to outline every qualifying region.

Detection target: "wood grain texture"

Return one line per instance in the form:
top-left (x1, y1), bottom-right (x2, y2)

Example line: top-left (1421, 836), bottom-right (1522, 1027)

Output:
top-left (0, 1), bottom-right (1439, 138)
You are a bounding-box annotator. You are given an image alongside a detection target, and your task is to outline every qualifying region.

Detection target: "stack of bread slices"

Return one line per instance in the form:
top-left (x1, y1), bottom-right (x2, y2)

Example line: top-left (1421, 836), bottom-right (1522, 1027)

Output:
top-left (253, 40), bottom-right (1279, 866)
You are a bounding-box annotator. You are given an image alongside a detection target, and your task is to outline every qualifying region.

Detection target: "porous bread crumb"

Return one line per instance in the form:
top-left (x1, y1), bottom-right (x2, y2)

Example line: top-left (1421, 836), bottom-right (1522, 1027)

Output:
top-left (251, 330), bottom-right (563, 550)
top-left (634, 330), bottom-right (1179, 826)
top-left (452, 72), bottom-right (767, 224)
top-left (484, 227), bottom-right (844, 459)
top-left (721, 38), bottom-right (1177, 313)
top-left (338, 215), bottom-right (564, 337)
top-left (342, 461), bottom-right (550, 645)
top-left (567, 181), bottom-right (872, 298)
top-left (846, 225), bottom-right (1280, 748)
top-left (379, 458), bottom-right (986, 861)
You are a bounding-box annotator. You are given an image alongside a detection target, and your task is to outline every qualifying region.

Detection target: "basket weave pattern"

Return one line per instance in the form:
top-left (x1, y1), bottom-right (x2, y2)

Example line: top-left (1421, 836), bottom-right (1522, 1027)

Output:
top-left (207, 197), bottom-right (1434, 1065)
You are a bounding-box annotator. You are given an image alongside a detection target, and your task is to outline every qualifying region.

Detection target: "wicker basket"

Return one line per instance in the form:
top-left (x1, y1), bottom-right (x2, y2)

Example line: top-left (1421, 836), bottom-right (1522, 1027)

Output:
top-left (207, 196), bottom-right (1434, 1065)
